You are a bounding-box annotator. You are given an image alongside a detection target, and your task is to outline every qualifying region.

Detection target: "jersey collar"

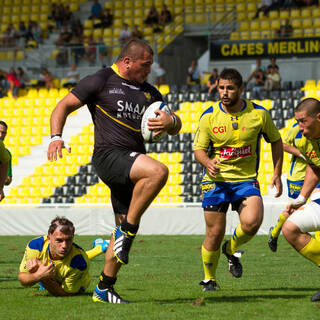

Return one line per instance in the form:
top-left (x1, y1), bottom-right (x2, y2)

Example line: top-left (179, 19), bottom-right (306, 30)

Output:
top-left (111, 63), bottom-right (127, 80)
top-left (219, 99), bottom-right (247, 114)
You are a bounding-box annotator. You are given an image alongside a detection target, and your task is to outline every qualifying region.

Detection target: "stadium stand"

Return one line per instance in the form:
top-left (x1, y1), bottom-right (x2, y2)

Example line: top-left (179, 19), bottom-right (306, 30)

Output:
top-left (1, 0), bottom-right (320, 205)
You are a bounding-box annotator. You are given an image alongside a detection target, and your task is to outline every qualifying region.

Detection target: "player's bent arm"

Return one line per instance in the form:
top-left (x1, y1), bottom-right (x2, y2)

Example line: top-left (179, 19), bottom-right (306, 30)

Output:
top-left (300, 164), bottom-right (320, 200)
top-left (167, 113), bottom-right (182, 136)
top-left (48, 93), bottom-right (83, 161)
top-left (18, 271), bottom-right (44, 287)
top-left (40, 278), bottom-right (74, 297)
top-left (283, 143), bottom-right (306, 160)
top-left (271, 138), bottom-right (283, 197)
top-left (194, 149), bottom-right (220, 177)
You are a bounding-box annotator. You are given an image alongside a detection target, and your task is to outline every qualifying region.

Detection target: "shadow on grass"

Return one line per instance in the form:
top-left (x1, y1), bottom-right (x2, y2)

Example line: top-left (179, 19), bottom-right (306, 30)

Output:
top-left (242, 287), bottom-right (318, 292)
top-left (154, 293), bottom-right (311, 304)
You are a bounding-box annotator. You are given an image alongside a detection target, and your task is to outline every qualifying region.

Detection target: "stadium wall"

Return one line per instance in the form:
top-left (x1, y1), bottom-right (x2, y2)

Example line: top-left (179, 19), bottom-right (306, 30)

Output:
top-left (0, 199), bottom-right (286, 236)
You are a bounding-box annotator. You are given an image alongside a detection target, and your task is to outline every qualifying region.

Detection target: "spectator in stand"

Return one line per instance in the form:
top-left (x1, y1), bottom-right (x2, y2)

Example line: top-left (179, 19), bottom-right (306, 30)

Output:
top-left (69, 33), bottom-right (85, 65)
top-left (96, 37), bottom-right (108, 66)
top-left (17, 22), bottom-right (28, 47)
top-left (246, 59), bottom-right (266, 84)
top-left (252, 68), bottom-right (266, 99)
top-left (4, 68), bottom-right (21, 98)
top-left (119, 23), bottom-right (132, 46)
top-left (131, 25), bottom-right (143, 39)
top-left (89, 0), bottom-right (103, 19)
top-left (0, 121), bottom-right (12, 186)
top-left (187, 60), bottom-right (201, 85)
top-left (144, 6), bottom-right (159, 25)
top-left (265, 66), bottom-right (281, 92)
top-left (84, 36), bottom-right (97, 65)
top-left (268, 56), bottom-right (280, 71)
top-left (152, 61), bottom-right (166, 86)
top-left (276, 19), bottom-right (293, 38)
top-left (63, 5), bottom-right (73, 27)
top-left (159, 4), bottom-right (172, 26)
top-left (55, 26), bottom-right (72, 46)
top-left (2, 24), bottom-right (16, 47)
top-left (63, 64), bottom-right (79, 88)
top-left (94, 8), bottom-right (114, 28)
top-left (38, 68), bottom-right (54, 89)
top-left (27, 21), bottom-right (42, 47)
top-left (207, 68), bottom-right (219, 99)
top-left (16, 67), bottom-right (29, 89)
top-left (0, 72), bottom-right (8, 98)
top-left (254, 0), bottom-right (273, 18)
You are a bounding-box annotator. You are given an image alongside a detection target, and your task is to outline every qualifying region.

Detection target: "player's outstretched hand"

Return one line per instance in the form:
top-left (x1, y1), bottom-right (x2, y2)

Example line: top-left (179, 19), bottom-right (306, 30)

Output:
top-left (271, 174), bottom-right (282, 198)
top-left (47, 138), bottom-right (71, 161)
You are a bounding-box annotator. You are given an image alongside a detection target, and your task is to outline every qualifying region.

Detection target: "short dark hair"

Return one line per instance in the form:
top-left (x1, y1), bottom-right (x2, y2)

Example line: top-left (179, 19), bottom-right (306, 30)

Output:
top-left (0, 121), bottom-right (8, 129)
top-left (48, 216), bottom-right (75, 235)
top-left (117, 39), bottom-right (153, 62)
top-left (218, 68), bottom-right (243, 88)
top-left (295, 98), bottom-right (320, 117)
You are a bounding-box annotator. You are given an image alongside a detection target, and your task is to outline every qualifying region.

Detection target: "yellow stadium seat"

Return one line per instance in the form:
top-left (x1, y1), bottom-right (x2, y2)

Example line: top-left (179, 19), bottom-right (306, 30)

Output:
top-left (250, 30), bottom-right (260, 39)
top-left (16, 50), bottom-right (25, 61)
top-left (292, 18), bottom-right (302, 29)
top-left (279, 10), bottom-right (289, 19)
top-left (84, 20), bottom-right (93, 29)
top-left (240, 31), bottom-right (250, 40)
top-left (261, 30), bottom-right (271, 39)
top-left (93, 28), bottom-right (103, 39)
top-left (268, 10), bottom-right (278, 19)
top-left (290, 9), bottom-right (300, 19)
top-left (292, 29), bottom-right (303, 38)
top-left (41, 4), bottom-right (50, 13)
top-left (304, 28), bottom-right (314, 37)
top-left (301, 7), bottom-right (311, 19)
top-left (247, 3), bottom-right (256, 12)
top-left (260, 20), bottom-right (270, 30)
top-left (271, 19), bottom-right (281, 30)
top-left (239, 21), bottom-right (250, 31)
top-left (230, 32), bottom-right (240, 40)
top-left (312, 7), bottom-right (320, 17)
top-left (21, 6), bottom-right (30, 14)
top-left (250, 20), bottom-right (260, 31)
top-left (302, 18), bottom-right (312, 28)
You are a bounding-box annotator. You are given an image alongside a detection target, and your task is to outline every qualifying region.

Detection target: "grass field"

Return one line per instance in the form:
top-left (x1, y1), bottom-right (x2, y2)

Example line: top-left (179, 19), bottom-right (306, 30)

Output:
top-left (1, 234), bottom-right (320, 320)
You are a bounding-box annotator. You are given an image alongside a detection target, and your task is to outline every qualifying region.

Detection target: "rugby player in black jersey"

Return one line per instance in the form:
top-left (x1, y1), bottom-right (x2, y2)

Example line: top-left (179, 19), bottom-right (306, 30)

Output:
top-left (47, 39), bottom-right (181, 304)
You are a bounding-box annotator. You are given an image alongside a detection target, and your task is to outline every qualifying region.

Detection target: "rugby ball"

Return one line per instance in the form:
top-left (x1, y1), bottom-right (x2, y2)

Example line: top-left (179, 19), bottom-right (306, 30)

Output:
top-left (141, 101), bottom-right (171, 143)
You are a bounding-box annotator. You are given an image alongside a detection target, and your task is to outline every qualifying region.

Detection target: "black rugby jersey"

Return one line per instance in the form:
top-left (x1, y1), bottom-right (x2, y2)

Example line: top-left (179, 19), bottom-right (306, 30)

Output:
top-left (71, 64), bottom-right (162, 153)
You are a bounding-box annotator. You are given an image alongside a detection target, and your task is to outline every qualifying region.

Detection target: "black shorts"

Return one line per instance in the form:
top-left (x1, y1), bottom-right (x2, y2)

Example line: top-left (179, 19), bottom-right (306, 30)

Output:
top-left (92, 148), bottom-right (141, 215)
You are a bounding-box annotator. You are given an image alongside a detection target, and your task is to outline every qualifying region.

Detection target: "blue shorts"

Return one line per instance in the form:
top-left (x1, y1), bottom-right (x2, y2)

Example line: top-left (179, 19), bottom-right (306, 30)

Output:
top-left (202, 180), bottom-right (261, 212)
top-left (287, 179), bottom-right (320, 199)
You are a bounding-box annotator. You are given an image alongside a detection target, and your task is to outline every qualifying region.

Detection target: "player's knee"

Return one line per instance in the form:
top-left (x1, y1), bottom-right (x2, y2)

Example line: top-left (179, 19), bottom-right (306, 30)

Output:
top-left (153, 162), bottom-right (169, 186)
top-left (242, 219), bottom-right (262, 235)
top-left (282, 220), bottom-right (299, 241)
top-left (206, 227), bottom-right (224, 243)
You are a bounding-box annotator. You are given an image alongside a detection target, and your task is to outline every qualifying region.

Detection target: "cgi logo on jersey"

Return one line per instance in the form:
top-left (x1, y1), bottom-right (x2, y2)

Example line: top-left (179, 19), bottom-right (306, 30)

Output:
top-left (212, 126), bottom-right (227, 134)
top-left (219, 145), bottom-right (252, 159)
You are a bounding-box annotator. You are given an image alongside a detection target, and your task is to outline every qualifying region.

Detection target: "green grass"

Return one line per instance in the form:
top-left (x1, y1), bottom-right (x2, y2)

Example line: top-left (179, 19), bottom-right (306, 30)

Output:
top-left (1, 235), bottom-right (320, 320)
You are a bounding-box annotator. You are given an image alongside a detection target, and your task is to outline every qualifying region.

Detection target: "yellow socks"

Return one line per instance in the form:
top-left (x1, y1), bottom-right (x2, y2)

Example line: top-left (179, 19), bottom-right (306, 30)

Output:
top-left (201, 245), bottom-right (220, 281)
top-left (272, 213), bottom-right (287, 238)
top-left (299, 237), bottom-right (320, 266)
top-left (86, 246), bottom-right (104, 260)
top-left (228, 224), bottom-right (253, 254)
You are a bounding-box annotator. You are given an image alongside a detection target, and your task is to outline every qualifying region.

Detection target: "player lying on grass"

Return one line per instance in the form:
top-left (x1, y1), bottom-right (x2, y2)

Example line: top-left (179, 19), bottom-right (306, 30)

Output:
top-left (282, 98), bottom-right (320, 302)
top-left (18, 216), bottom-right (109, 296)
top-left (268, 122), bottom-right (320, 252)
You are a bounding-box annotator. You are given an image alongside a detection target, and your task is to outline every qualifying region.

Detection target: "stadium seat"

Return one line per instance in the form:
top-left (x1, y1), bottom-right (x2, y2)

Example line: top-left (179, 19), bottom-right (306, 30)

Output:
top-left (302, 18), bottom-right (312, 29)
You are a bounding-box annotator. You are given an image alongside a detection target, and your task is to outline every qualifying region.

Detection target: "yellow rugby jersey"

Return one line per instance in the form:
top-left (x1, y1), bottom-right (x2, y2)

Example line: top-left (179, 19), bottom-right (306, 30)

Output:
top-left (295, 134), bottom-right (320, 168)
top-left (19, 236), bottom-right (91, 294)
top-left (283, 123), bottom-right (307, 181)
top-left (194, 100), bottom-right (281, 182)
top-left (0, 140), bottom-right (9, 164)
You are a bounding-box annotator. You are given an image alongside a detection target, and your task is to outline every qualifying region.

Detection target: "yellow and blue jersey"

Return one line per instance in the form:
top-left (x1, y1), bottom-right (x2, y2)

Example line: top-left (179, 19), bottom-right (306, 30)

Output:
top-left (19, 236), bottom-right (91, 294)
top-left (0, 140), bottom-right (9, 165)
top-left (283, 123), bottom-right (308, 181)
top-left (194, 99), bottom-right (281, 183)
